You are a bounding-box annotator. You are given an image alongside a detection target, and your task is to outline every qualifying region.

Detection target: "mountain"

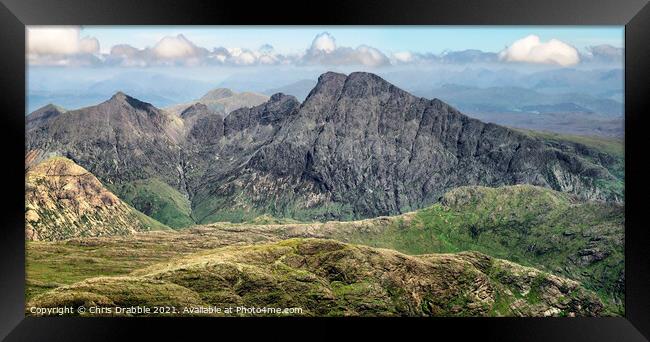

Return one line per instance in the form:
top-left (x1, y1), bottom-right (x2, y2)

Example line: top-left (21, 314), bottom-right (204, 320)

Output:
top-left (27, 238), bottom-right (603, 317)
top-left (25, 155), bottom-right (168, 241)
top-left (27, 91), bottom-right (186, 187)
top-left (26, 104), bottom-right (66, 130)
top-left (165, 88), bottom-right (270, 115)
top-left (419, 84), bottom-right (623, 116)
top-left (27, 72), bottom-right (623, 227)
top-left (87, 72), bottom-right (213, 108)
top-left (192, 72), bottom-right (622, 222)
top-left (263, 79), bottom-right (318, 101)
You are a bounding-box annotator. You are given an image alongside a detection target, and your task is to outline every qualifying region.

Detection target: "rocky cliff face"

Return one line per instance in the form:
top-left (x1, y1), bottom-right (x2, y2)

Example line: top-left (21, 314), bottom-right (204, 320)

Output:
top-left (25, 156), bottom-right (166, 241)
top-left (27, 72), bottom-right (623, 225)
top-left (27, 92), bottom-right (186, 191)
top-left (193, 72), bottom-right (622, 221)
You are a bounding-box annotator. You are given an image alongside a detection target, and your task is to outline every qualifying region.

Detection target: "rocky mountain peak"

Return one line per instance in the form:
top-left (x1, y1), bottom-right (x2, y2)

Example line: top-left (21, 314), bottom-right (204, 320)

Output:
top-left (105, 91), bottom-right (155, 112)
top-left (307, 71), bottom-right (348, 98)
top-left (27, 71), bottom-right (624, 226)
top-left (26, 103), bottom-right (66, 130)
top-left (199, 88), bottom-right (235, 102)
top-left (269, 92), bottom-right (297, 103)
top-left (109, 91), bottom-right (128, 101)
top-left (340, 71), bottom-right (405, 99)
top-left (180, 102), bottom-right (210, 118)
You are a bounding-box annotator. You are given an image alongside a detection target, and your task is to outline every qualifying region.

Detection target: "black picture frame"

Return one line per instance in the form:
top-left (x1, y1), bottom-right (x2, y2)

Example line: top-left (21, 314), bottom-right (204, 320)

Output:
top-left (1, 0), bottom-right (648, 340)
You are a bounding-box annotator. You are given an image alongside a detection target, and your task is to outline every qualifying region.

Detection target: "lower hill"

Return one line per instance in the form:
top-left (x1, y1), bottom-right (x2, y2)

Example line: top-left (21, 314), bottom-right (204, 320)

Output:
top-left (27, 238), bottom-right (602, 317)
top-left (25, 156), bottom-right (169, 241)
top-left (26, 184), bottom-right (623, 314)
top-left (24, 183), bottom-right (622, 315)
top-left (108, 178), bottom-right (195, 229)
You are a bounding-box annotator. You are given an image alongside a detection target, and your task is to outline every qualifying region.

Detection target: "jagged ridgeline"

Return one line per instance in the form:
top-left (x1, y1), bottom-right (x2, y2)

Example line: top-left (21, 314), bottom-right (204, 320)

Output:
top-left (26, 72), bottom-right (623, 228)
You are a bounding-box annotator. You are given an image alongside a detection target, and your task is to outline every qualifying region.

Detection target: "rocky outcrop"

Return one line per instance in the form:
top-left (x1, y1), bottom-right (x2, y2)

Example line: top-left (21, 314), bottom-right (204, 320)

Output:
top-left (25, 156), bottom-right (166, 241)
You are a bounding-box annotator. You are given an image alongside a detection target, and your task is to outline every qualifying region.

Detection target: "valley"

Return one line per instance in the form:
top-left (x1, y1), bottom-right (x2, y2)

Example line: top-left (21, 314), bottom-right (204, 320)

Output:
top-left (25, 71), bottom-right (625, 317)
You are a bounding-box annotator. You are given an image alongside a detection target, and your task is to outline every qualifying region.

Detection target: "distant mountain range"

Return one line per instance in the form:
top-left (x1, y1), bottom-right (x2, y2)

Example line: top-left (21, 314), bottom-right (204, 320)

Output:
top-left (26, 71), bottom-right (623, 229)
top-left (263, 79), bottom-right (318, 102)
top-left (264, 79), bottom-right (624, 116)
top-left (165, 88), bottom-right (269, 115)
top-left (28, 72), bottom-right (215, 112)
top-left (418, 84), bottom-right (623, 116)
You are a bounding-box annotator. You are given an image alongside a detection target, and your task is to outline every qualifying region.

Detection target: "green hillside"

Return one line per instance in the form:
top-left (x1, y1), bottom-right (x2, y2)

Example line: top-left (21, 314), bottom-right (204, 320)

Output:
top-left (336, 185), bottom-right (624, 314)
top-left (111, 178), bottom-right (195, 229)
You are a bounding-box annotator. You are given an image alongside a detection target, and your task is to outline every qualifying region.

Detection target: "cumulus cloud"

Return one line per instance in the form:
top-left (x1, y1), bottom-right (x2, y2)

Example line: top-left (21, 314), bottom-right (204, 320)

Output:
top-left (106, 35), bottom-right (210, 67)
top-left (302, 32), bottom-right (390, 67)
top-left (498, 35), bottom-right (580, 66)
top-left (79, 37), bottom-right (100, 54)
top-left (392, 51), bottom-right (414, 63)
top-left (27, 27), bottom-right (101, 65)
top-left (310, 32), bottom-right (337, 53)
top-left (28, 27), bottom-right (80, 55)
top-left (30, 30), bottom-right (612, 69)
top-left (152, 34), bottom-right (207, 60)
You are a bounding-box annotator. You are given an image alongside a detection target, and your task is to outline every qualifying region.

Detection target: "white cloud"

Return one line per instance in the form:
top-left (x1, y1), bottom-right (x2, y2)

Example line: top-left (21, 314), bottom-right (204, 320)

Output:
top-left (28, 27), bottom-right (81, 55)
top-left (393, 51), bottom-right (414, 63)
top-left (354, 45), bottom-right (390, 67)
top-left (302, 32), bottom-right (390, 67)
top-left (27, 27), bottom-right (101, 66)
top-left (310, 32), bottom-right (336, 53)
top-left (231, 50), bottom-right (257, 65)
top-left (28, 27), bottom-right (100, 55)
top-left (29, 30), bottom-right (605, 69)
top-left (79, 37), bottom-right (100, 54)
top-left (498, 35), bottom-right (580, 66)
top-left (152, 34), bottom-right (200, 59)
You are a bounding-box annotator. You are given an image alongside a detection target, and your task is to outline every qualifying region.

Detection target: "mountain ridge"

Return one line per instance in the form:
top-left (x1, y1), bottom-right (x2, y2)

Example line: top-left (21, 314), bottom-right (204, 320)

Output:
top-left (27, 71), bottom-right (624, 227)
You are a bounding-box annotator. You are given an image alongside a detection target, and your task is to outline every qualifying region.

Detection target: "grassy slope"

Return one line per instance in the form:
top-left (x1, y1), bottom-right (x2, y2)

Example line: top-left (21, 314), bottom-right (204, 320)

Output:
top-left (27, 239), bottom-right (603, 317)
top-left (26, 185), bottom-right (623, 315)
top-left (337, 185), bottom-right (624, 315)
top-left (111, 178), bottom-right (195, 229)
top-left (515, 129), bottom-right (623, 158)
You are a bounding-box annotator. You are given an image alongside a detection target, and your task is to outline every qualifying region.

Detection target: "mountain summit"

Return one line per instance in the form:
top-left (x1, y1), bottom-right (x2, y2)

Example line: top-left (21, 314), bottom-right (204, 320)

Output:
top-left (27, 72), bottom-right (623, 225)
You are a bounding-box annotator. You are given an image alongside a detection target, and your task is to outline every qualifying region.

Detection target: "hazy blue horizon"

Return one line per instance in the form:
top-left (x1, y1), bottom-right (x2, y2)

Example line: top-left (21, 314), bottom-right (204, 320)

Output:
top-left (27, 26), bottom-right (624, 139)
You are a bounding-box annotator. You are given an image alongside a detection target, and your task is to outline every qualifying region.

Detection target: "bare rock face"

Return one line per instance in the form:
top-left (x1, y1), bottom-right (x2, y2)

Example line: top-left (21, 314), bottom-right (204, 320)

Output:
top-left (193, 72), bottom-right (622, 221)
top-left (25, 156), bottom-right (160, 241)
top-left (26, 92), bottom-right (186, 192)
top-left (27, 72), bottom-right (623, 225)
top-left (178, 103), bottom-right (224, 198)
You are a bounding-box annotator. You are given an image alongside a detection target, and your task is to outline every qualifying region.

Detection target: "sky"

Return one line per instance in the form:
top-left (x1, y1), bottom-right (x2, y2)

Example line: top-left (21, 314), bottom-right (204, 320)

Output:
top-left (78, 26), bottom-right (624, 55)
top-left (26, 26), bottom-right (625, 113)
top-left (27, 26), bottom-right (624, 68)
